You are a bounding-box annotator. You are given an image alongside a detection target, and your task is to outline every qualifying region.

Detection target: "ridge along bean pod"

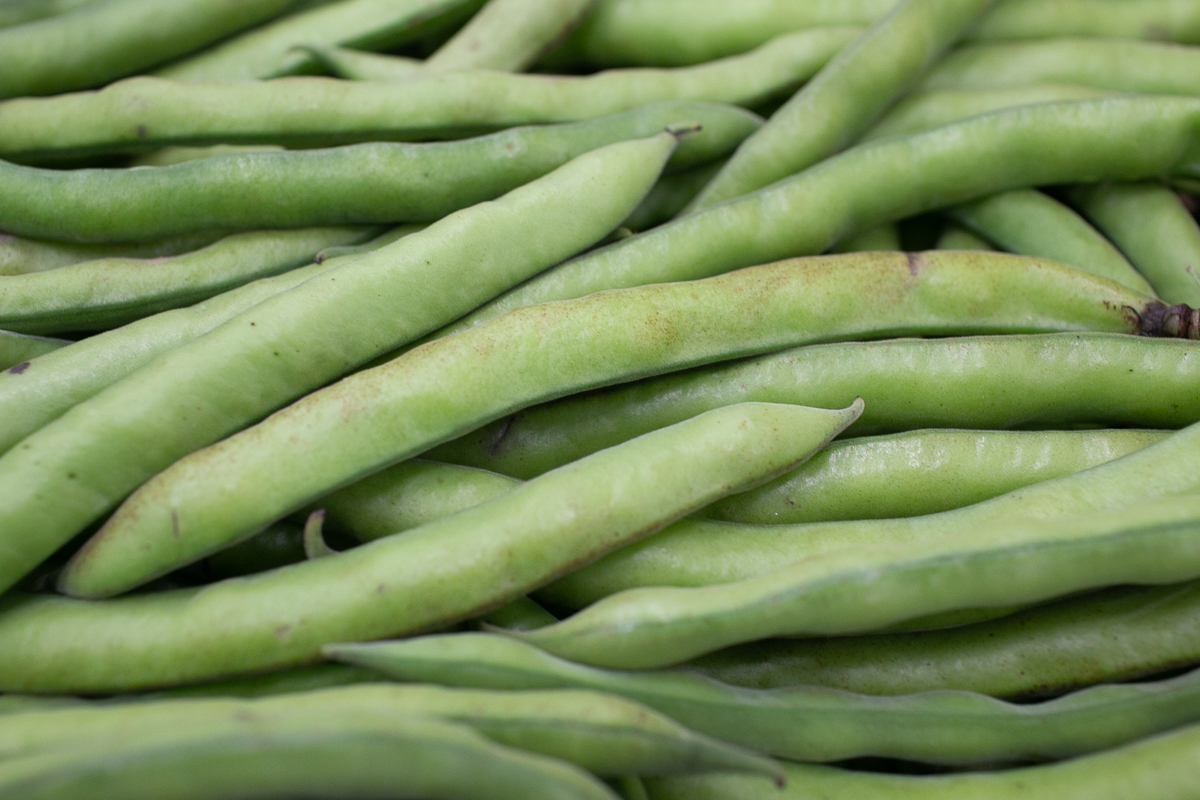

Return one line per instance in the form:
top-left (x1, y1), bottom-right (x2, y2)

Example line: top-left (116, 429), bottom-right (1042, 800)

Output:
top-left (0, 402), bottom-right (863, 691)
top-left (642, 724), bottom-right (1200, 800)
top-left (0, 226), bottom-right (423, 457)
top-left (0, 231), bottom-right (227, 277)
top-left (328, 633), bottom-right (1200, 765)
top-left (0, 685), bottom-right (782, 781)
top-left (689, 581), bottom-right (1200, 697)
top-left (429, 333), bottom-right (1200, 479)
top-left (0, 710), bottom-right (619, 800)
top-left (829, 223), bottom-right (901, 253)
top-left (0, 226), bottom-right (378, 335)
top-left (942, 189), bottom-right (1151, 293)
top-left (699, 428), bottom-right (1168, 525)
top-left (1071, 182), bottom-right (1200, 306)
top-left (935, 224), bottom-right (993, 249)
top-left (59, 250), bottom-right (1187, 599)
top-left (516, 492), bottom-right (1200, 668)
top-left (0, 0), bottom-right (301, 99)
top-left (156, 0), bottom-right (478, 82)
top-left (684, 0), bottom-right (993, 212)
top-left (420, 0), bottom-right (599, 74)
top-left (429, 96), bottom-right (1200, 338)
top-left (0, 331), bottom-right (66, 373)
top-left (920, 38), bottom-right (1200, 96)
top-left (541, 418), bottom-right (1200, 608)
top-left (0, 105), bottom-right (745, 242)
top-left (0, 131), bottom-right (681, 598)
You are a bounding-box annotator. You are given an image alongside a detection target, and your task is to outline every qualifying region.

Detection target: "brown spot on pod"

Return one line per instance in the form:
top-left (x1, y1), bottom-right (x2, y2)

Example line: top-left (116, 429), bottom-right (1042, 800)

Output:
top-left (7, 362), bottom-right (30, 374)
top-left (1135, 302), bottom-right (1200, 339)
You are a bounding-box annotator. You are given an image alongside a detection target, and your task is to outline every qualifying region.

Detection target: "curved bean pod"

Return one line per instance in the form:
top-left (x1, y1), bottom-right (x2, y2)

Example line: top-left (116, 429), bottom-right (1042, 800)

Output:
top-left (1072, 181), bottom-right (1200, 306)
top-left (0, 105), bottom-right (743, 241)
top-left (430, 333), bottom-right (1200, 478)
top-left (689, 581), bottom-right (1200, 697)
top-left (0, 402), bottom-right (861, 690)
top-left (0, 231), bottom-right (226, 276)
top-left (944, 189), bottom-right (1150, 292)
top-left (433, 96), bottom-right (1200, 337)
top-left (63, 250), bottom-right (1180, 598)
top-left (0, 330), bottom-right (65, 372)
top-left (0, 226), bottom-right (376, 335)
top-left (422, 0), bottom-right (598, 74)
top-left (329, 632), bottom-right (1200, 765)
top-left (687, 0), bottom-right (992, 211)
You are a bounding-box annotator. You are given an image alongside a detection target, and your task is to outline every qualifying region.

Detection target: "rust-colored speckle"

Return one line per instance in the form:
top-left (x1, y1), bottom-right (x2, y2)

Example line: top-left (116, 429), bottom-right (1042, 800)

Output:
top-left (7, 362), bottom-right (30, 374)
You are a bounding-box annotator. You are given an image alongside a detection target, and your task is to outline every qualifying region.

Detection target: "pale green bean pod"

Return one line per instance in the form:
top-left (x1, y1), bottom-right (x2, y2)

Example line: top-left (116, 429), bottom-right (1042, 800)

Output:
top-left (0, 231), bottom-right (226, 276)
top-left (421, 0), bottom-right (598, 74)
top-left (0, 330), bottom-right (66, 372)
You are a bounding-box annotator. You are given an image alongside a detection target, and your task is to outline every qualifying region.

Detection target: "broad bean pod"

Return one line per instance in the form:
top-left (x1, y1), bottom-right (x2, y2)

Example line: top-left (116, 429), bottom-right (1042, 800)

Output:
top-left (421, 0), bottom-right (598, 74)
top-left (0, 132), bottom-right (679, 597)
top-left (431, 333), bottom-right (1200, 478)
top-left (0, 402), bottom-right (860, 690)
top-left (0, 105), bottom-right (744, 240)
top-left (61, 250), bottom-right (1183, 598)
top-left (434, 96), bottom-right (1200, 337)
top-left (935, 224), bottom-right (992, 249)
top-left (330, 633), bottom-right (1200, 765)
top-left (686, 0), bottom-right (992, 211)
top-left (944, 189), bottom-right (1150, 293)
top-left (689, 581), bottom-right (1200, 697)
top-left (1072, 182), bottom-right (1200, 306)
top-left (0, 330), bottom-right (65, 372)
top-left (156, 0), bottom-right (478, 82)
top-left (643, 723), bottom-right (1200, 800)
top-left (0, 231), bottom-right (226, 277)
top-left (0, 226), bottom-right (376, 335)
top-left (0, 0), bottom-right (299, 99)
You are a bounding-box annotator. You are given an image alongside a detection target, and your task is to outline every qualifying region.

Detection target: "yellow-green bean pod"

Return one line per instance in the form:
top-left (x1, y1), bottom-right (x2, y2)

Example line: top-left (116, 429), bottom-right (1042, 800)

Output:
top-left (420, 0), bottom-right (599, 74)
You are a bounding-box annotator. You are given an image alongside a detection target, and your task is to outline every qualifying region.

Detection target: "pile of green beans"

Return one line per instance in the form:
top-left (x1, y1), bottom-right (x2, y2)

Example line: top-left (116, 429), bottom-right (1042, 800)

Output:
top-left (5, 0), bottom-right (1200, 794)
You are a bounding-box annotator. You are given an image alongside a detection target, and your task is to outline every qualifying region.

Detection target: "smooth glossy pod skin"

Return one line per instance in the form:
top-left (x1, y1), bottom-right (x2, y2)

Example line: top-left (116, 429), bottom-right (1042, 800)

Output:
top-left (643, 724), bottom-right (1200, 800)
top-left (0, 331), bottom-right (65, 372)
top-left (687, 0), bottom-right (992, 211)
top-left (0, 132), bottom-right (679, 598)
top-left (689, 581), bottom-right (1200, 697)
top-left (944, 189), bottom-right (1151, 293)
top-left (422, 0), bottom-right (598, 74)
top-left (701, 428), bottom-right (1168, 524)
top-left (0, 231), bottom-right (226, 277)
top-left (430, 333), bottom-right (1200, 479)
top-left (921, 38), bottom-right (1200, 95)
top-left (0, 227), bottom-right (422, 457)
top-left (0, 227), bottom-right (376, 335)
top-left (0, 105), bottom-right (744, 241)
top-left (65, 250), bottom-right (1177, 598)
top-left (0, 402), bottom-right (862, 691)
top-left (157, 0), bottom-right (475, 82)
top-left (519, 493), bottom-right (1200, 668)
top-left (434, 96), bottom-right (1200, 336)
top-left (329, 633), bottom-right (1200, 765)
top-left (1072, 182), bottom-right (1200, 306)
top-left (0, 0), bottom-right (298, 99)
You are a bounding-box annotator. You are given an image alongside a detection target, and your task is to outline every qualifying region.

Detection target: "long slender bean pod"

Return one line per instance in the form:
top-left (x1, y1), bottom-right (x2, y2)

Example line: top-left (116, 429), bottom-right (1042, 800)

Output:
top-left (431, 333), bottom-right (1200, 478)
top-left (0, 231), bottom-right (225, 276)
top-left (0, 0), bottom-right (300, 99)
top-left (687, 0), bottom-right (992, 211)
top-left (643, 724), bottom-right (1200, 800)
top-left (422, 0), bottom-right (598, 74)
top-left (518, 493), bottom-right (1200, 667)
top-left (1072, 181), bottom-right (1200, 306)
top-left (157, 0), bottom-right (477, 82)
top-left (0, 227), bottom-right (376, 335)
top-left (0, 330), bottom-right (66, 372)
top-left (60, 250), bottom-right (1184, 598)
top-left (689, 581), bottom-right (1200, 697)
top-left (0, 402), bottom-right (860, 690)
top-left (0, 106), bottom-right (744, 241)
top-left (433, 97), bottom-right (1200, 337)
top-left (330, 632), bottom-right (1200, 765)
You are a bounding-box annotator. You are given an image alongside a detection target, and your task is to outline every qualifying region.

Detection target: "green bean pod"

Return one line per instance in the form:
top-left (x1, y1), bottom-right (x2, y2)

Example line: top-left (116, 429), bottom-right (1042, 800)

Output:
top-left (0, 131), bottom-right (680, 598)
top-left (128, 144), bottom-right (284, 169)
top-left (935, 224), bottom-right (993, 249)
top-left (156, 0), bottom-right (477, 82)
top-left (621, 161), bottom-right (723, 231)
top-left (159, 664), bottom-right (389, 700)
top-left (478, 596), bottom-right (558, 632)
top-left (944, 189), bottom-right (1150, 293)
top-left (0, 330), bottom-right (66, 372)
top-left (687, 0), bottom-right (993, 211)
top-left (921, 39), bottom-right (1200, 96)
top-left (643, 724), bottom-right (1200, 800)
top-left (689, 581), bottom-right (1200, 697)
top-left (62, 250), bottom-right (1181, 599)
top-left (0, 105), bottom-right (745, 241)
top-left (0, 402), bottom-right (861, 691)
top-left (421, 0), bottom-right (599, 74)
top-left (329, 632), bottom-right (1200, 765)
top-left (0, 227), bottom-right (377, 335)
top-left (829, 223), bottom-right (901, 253)
top-left (700, 428), bottom-right (1167, 524)
top-left (1072, 181), bottom-right (1200, 306)
top-left (0, 231), bottom-right (226, 276)
top-left (433, 96), bottom-right (1200, 337)
top-left (430, 333), bottom-right (1200, 478)
top-left (0, 0), bottom-right (94, 30)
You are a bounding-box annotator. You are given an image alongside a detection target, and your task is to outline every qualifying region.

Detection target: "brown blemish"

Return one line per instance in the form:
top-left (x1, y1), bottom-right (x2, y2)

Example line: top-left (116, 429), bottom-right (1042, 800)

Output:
top-left (135, 124), bottom-right (147, 139)
top-left (1134, 302), bottom-right (1200, 339)
top-left (7, 362), bottom-right (30, 374)
top-left (904, 251), bottom-right (920, 277)
top-left (375, 583), bottom-right (386, 594)
top-left (486, 415), bottom-right (515, 456)
top-left (272, 624), bottom-right (292, 640)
